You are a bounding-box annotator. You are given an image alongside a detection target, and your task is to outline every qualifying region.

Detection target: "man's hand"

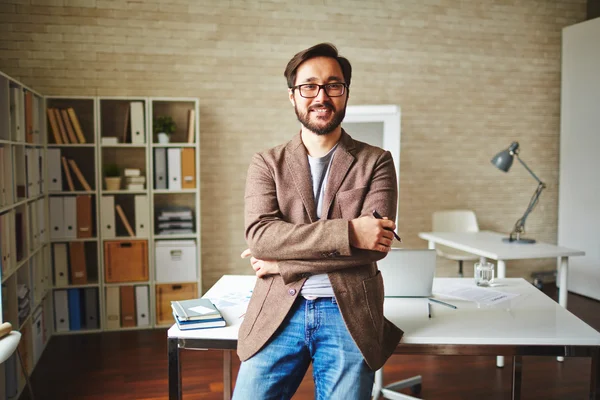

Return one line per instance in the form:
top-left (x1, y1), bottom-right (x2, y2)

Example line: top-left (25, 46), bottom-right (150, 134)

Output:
top-left (241, 248), bottom-right (280, 278)
top-left (348, 215), bottom-right (395, 252)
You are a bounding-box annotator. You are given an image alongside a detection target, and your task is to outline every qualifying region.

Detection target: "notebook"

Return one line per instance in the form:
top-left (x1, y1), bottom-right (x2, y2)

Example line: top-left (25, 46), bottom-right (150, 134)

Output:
top-left (377, 249), bottom-right (437, 297)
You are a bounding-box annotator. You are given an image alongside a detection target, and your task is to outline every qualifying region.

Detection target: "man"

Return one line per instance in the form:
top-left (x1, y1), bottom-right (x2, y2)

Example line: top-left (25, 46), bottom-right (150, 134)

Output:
top-left (233, 43), bottom-right (403, 400)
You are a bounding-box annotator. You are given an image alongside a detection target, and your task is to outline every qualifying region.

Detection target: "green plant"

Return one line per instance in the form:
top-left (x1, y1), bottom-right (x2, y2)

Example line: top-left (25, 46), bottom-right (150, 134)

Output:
top-left (153, 116), bottom-right (176, 135)
top-left (104, 163), bottom-right (121, 178)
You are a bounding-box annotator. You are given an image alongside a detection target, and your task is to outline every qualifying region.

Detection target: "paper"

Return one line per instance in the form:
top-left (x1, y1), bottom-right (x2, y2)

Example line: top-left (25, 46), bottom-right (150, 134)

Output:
top-left (433, 283), bottom-right (519, 306)
top-left (209, 290), bottom-right (252, 309)
top-left (189, 305), bottom-right (216, 315)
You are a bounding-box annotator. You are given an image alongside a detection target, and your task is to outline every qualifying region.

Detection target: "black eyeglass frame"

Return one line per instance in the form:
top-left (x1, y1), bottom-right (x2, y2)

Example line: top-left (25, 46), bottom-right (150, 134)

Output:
top-left (290, 83), bottom-right (348, 98)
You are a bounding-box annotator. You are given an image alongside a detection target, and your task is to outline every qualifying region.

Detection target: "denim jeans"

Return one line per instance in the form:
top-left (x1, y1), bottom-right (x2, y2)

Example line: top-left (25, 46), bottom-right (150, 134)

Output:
top-left (232, 296), bottom-right (374, 400)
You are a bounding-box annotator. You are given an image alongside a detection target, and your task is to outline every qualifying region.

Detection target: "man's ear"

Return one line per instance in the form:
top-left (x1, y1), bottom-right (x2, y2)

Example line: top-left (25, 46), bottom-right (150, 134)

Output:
top-left (288, 88), bottom-right (295, 107)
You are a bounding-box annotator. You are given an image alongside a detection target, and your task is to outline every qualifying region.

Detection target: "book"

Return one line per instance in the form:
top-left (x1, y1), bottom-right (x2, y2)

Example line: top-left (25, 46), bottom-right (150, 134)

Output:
top-left (68, 159), bottom-right (92, 191)
top-left (115, 204), bottom-right (135, 237)
top-left (54, 108), bottom-right (69, 144)
top-left (186, 109), bottom-right (195, 143)
top-left (61, 109), bottom-right (78, 144)
top-left (171, 297), bottom-right (220, 321)
top-left (67, 107), bottom-right (86, 143)
top-left (101, 137), bottom-right (119, 145)
top-left (172, 311), bottom-right (226, 330)
top-left (61, 156), bottom-right (75, 191)
top-left (47, 108), bottom-right (62, 144)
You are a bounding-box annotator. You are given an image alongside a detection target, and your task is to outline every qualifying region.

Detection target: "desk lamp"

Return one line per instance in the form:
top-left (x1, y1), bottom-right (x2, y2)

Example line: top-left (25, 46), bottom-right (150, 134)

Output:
top-left (491, 141), bottom-right (546, 244)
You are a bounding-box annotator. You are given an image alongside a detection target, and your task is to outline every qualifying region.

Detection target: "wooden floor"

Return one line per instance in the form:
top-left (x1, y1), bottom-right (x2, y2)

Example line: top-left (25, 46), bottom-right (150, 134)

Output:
top-left (20, 284), bottom-right (600, 400)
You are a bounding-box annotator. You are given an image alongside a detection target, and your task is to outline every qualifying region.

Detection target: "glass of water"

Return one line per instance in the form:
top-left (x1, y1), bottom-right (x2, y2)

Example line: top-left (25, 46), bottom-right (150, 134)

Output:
top-left (475, 262), bottom-right (495, 287)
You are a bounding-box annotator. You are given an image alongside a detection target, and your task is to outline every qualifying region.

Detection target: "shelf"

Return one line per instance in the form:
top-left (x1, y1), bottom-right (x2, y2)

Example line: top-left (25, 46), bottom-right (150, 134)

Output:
top-left (53, 283), bottom-right (100, 290)
top-left (50, 237), bottom-right (98, 243)
top-left (101, 236), bottom-right (148, 241)
top-left (101, 143), bottom-right (147, 148)
top-left (104, 281), bottom-right (150, 287)
top-left (52, 328), bottom-right (103, 336)
top-left (49, 190), bottom-right (96, 195)
top-left (153, 189), bottom-right (196, 194)
top-left (154, 234), bottom-right (197, 240)
top-left (48, 143), bottom-right (96, 148)
top-left (152, 143), bottom-right (196, 148)
top-left (102, 190), bottom-right (148, 195)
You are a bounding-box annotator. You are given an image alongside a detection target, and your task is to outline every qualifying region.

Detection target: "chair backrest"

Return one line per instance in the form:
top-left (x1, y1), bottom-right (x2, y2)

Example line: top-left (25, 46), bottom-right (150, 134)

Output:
top-left (432, 210), bottom-right (479, 233)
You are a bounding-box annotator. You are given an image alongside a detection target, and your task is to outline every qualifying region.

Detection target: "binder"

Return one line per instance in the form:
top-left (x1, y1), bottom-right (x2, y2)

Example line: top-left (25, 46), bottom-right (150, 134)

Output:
top-left (53, 243), bottom-right (69, 286)
top-left (3, 148), bottom-right (13, 203)
top-left (10, 87), bottom-right (23, 141)
top-left (0, 147), bottom-right (5, 206)
top-left (103, 240), bottom-right (148, 283)
top-left (49, 197), bottom-right (65, 239)
top-left (36, 198), bottom-right (46, 243)
top-left (53, 289), bottom-right (70, 332)
top-left (46, 108), bottom-right (62, 144)
top-left (134, 195), bottom-right (149, 237)
top-left (29, 201), bottom-right (38, 250)
top-left (67, 288), bottom-right (82, 330)
top-left (130, 102), bottom-right (145, 144)
top-left (33, 95), bottom-right (40, 144)
top-left (84, 288), bottom-right (99, 329)
top-left (61, 108), bottom-right (78, 143)
top-left (25, 91), bottom-right (33, 143)
top-left (5, 354), bottom-right (18, 398)
top-left (35, 148), bottom-right (43, 195)
top-left (100, 196), bottom-right (116, 238)
top-left (63, 196), bottom-right (77, 239)
top-left (68, 159), bottom-right (92, 191)
top-left (120, 285), bottom-right (136, 327)
top-left (154, 148), bottom-right (167, 189)
top-left (181, 148), bottom-right (196, 189)
top-left (31, 306), bottom-right (44, 364)
top-left (67, 108), bottom-right (86, 143)
top-left (69, 242), bottom-right (87, 285)
top-left (61, 156), bottom-right (75, 191)
top-left (53, 108), bottom-right (69, 144)
top-left (76, 195), bottom-right (93, 238)
top-left (25, 148), bottom-right (34, 197)
top-left (47, 148), bottom-right (63, 192)
top-left (115, 204), bottom-right (135, 237)
top-left (135, 285), bottom-right (150, 327)
top-left (105, 286), bottom-right (120, 329)
top-left (167, 148), bottom-right (182, 190)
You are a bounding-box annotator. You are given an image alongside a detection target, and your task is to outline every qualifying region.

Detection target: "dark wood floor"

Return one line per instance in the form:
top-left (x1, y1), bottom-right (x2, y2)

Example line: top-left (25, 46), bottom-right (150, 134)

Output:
top-left (20, 284), bottom-right (600, 400)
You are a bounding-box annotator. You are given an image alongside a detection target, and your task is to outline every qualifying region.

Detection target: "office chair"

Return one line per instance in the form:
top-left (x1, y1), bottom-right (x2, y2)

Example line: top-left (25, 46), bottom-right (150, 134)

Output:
top-left (432, 210), bottom-right (479, 277)
top-left (0, 322), bottom-right (35, 400)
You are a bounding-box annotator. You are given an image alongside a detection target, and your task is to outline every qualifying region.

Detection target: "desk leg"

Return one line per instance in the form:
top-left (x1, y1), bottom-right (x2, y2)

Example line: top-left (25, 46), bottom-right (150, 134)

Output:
top-left (511, 356), bottom-right (522, 400)
top-left (496, 259), bottom-right (506, 368)
top-left (224, 350), bottom-right (232, 400)
top-left (558, 256), bottom-right (569, 309)
top-left (168, 338), bottom-right (182, 400)
top-left (591, 347), bottom-right (599, 400)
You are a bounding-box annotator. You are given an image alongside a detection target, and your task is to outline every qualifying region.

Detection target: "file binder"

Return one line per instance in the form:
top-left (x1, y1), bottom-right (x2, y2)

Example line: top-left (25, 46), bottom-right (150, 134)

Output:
top-left (25, 91), bottom-right (33, 143)
top-left (53, 243), bottom-right (69, 287)
top-left (54, 289), bottom-right (70, 332)
top-left (10, 87), bottom-right (23, 142)
top-left (37, 198), bottom-right (46, 242)
top-left (63, 196), bottom-right (77, 239)
top-left (31, 306), bottom-right (44, 364)
top-left (130, 102), bottom-right (145, 144)
top-left (0, 147), bottom-right (5, 206)
top-left (167, 148), bottom-right (182, 190)
top-left (84, 288), bottom-right (99, 329)
top-left (135, 285), bottom-right (150, 326)
top-left (67, 288), bottom-right (82, 330)
top-left (181, 148), bottom-right (196, 189)
top-left (100, 196), bottom-right (116, 238)
top-left (69, 242), bottom-right (87, 285)
top-left (154, 148), bottom-right (167, 189)
top-left (49, 197), bottom-right (65, 239)
top-left (105, 286), bottom-right (120, 329)
top-left (134, 195), bottom-right (149, 237)
top-left (47, 148), bottom-right (62, 192)
top-left (76, 195), bottom-right (93, 238)
top-left (120, 285), bottom-right (136, 328)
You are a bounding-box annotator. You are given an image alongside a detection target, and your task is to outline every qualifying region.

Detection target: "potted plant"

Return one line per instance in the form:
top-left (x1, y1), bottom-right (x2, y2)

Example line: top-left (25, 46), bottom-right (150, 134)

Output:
top-left (154, 116), bottom-right (176, 143)
top-left (104, 163), bottom-right (122, 190)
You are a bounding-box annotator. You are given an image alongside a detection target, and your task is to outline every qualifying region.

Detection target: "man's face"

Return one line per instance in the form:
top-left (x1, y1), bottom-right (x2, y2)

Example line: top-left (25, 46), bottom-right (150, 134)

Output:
top-left (289, 56), bottom-right (348, 136)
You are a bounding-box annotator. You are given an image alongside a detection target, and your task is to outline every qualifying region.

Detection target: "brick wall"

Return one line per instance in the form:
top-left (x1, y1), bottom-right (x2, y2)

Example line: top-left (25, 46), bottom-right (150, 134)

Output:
top-left (0, 0), bottom-right (587, 291)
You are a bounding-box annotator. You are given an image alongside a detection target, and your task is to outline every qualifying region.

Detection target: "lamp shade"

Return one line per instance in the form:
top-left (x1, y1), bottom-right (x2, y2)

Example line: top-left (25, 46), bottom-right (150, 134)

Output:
top-left (491, 141), bottom-right (519, 172)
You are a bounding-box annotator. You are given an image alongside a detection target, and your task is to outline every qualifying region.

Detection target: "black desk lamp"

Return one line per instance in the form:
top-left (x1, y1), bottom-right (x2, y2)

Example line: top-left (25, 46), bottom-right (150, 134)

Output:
top-left (491, 142), bottom-right (546, 244)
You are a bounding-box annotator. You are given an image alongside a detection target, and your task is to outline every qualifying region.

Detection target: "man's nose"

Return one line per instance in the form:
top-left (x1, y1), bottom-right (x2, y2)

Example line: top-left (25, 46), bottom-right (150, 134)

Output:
top-left (314, 86), bottom-right (331, 101)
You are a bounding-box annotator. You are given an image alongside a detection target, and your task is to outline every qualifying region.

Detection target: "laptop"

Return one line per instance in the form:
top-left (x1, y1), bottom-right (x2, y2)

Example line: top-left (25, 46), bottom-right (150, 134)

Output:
top-left (377, 249), bottom-right (437, 297)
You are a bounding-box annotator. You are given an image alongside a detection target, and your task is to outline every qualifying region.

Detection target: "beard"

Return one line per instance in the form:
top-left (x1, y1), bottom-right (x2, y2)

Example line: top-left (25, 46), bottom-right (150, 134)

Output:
top-left (294, 100), bottom-right (347, 136)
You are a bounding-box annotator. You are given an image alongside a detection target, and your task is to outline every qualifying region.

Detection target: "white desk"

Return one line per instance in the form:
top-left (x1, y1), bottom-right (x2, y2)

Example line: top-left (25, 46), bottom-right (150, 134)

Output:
top-left (168, 275), bottom-right (600, 400)
top-left (418, 230), bottom-right (585, 309)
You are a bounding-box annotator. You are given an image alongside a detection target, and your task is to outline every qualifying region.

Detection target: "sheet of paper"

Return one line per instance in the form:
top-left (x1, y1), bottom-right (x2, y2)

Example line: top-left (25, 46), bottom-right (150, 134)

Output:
top-left (209, 290), bottom-right (252, 309)
top-left (433, 283), bottom-right (519, 305)
top-left (189, 305), bottom-right (215, 315)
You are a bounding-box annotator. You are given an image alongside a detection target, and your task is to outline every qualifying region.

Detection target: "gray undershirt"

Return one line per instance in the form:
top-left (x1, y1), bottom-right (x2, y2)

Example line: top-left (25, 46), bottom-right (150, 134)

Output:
top-left (300, 143), bottom-right (338, 298)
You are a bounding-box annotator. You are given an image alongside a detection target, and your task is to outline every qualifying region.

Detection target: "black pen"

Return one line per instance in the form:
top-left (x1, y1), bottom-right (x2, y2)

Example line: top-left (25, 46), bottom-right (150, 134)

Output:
top-left (372, 210), bottom-right (402, 242)
top-left (428, 302), bottom-right (431, 319)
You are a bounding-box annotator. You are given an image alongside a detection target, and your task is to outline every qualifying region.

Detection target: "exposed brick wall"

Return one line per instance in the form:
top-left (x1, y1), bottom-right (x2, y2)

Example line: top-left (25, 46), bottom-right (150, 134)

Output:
top-left (0, 0), bottom-right (587, 291)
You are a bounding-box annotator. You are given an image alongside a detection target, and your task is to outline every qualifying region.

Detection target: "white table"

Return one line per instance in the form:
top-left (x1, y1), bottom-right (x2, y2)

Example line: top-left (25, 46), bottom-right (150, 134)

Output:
top-left (418, 230), bottom-right (585, 309)
top-left (168, 275), bottom-right (600, 400)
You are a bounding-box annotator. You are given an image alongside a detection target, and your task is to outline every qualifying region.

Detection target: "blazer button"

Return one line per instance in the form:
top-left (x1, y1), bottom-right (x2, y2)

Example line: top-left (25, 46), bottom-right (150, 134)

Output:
top-left (288, 289), bottom-right (296, 296)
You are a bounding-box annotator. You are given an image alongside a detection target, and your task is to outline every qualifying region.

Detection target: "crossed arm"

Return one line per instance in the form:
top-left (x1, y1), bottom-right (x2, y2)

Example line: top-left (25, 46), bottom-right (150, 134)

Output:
top-left (243, 150), bottom-right (398, 283)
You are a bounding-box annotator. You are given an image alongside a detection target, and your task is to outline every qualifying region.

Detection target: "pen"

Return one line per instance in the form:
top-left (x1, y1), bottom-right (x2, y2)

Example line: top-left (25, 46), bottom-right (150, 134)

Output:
top-left (428, 302), bottom-right (431, 319)
top-left (428, 298), bottom-right (458, 309)
top-left (372, 210), bottom-right (402, 242)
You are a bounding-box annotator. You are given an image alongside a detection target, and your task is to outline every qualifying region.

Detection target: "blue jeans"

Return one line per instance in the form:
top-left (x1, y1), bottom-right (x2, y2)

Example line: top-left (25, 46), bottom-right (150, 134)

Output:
top-left (232, 296), bottom-right (374, 400)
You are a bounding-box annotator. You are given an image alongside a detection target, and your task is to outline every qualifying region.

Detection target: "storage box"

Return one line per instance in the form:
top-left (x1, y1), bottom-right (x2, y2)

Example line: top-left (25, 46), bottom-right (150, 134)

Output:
top-left (155, 240), bottom-right (197, 283)
top-left (104, 240), bottom-right (148, 283)
top-left (155, 282), bottom-right (198, 325)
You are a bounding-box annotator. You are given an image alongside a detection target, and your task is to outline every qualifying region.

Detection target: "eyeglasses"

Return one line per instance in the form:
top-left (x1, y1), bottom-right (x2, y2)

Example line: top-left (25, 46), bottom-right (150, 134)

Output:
top-left (291, 83), bottom-right (347, 98)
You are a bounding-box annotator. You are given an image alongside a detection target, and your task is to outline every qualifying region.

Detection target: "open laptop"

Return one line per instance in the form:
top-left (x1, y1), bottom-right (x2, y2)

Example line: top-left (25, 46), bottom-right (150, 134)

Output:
top-left (377, 249), bottom-right (437, 297)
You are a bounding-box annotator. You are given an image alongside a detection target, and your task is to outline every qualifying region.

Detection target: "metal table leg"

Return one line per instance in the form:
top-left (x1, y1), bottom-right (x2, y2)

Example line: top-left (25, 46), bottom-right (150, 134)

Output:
top-left (168, 338), bottom-right (182, 400)
top-left (224, 350), bottom-right (232, 400)
top-left (511, 355), bottom-right (522, 400)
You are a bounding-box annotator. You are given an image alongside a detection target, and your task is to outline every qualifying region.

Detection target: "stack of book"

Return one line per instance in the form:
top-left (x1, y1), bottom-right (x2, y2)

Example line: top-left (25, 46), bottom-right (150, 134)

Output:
top-left (124, 168), bottom-right (146, 190)
top-left (171, 298), bottom-right (225, 330)
top-left (155, 206), bottom-right (194, 235)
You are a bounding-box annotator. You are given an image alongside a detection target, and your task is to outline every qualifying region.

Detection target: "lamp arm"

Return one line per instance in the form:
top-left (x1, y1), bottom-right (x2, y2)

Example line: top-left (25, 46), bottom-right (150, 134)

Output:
top-left (510, 181), bottom-right (546, 239)
top-left (516, 155), bottom-right (543, 184)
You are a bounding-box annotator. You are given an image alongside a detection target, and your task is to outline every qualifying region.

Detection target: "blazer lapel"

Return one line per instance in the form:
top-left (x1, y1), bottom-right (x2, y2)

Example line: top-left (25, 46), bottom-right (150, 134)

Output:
top-left (322, 131), bottom-right (355, 219)
top-left (285, 133), bottom-right (318, 222)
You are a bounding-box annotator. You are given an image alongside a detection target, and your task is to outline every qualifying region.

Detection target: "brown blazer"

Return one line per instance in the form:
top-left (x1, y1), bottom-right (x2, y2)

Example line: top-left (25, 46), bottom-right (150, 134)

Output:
top-left (239, 130), bottom-right (403, 371)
